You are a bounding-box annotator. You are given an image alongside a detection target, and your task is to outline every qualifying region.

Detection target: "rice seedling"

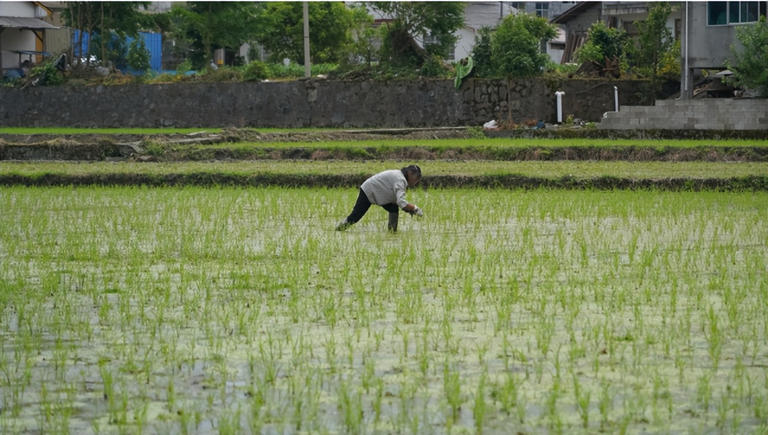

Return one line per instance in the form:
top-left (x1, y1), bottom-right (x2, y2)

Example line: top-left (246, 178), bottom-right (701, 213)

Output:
top-left (0, 186), bottom-right (766, 433)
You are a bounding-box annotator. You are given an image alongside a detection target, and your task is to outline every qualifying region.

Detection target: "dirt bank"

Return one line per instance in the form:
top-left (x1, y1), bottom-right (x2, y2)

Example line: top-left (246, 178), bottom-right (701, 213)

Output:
top-left (2, 173), bottom-right (766, 191)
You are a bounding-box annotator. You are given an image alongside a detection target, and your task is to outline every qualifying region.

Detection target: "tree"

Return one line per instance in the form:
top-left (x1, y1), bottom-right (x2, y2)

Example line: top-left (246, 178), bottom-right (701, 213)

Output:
top-left (471, 27), bottom-right (494, 77)
top-left (491, 13), bottom-right (557, 78)
top-left (126, 38), bottom-right (151, 72)
top-left (728, 16), bottom-right (768, 96)
top-left (172, 2), bottom-right (260, 69)
top-left (633, 2), bottom-right (675, 80)
top-left (576, 21), bottom-right (629, 77)
top-left (372, 2), bottom-right (465, 67)
top-left (343, 6), bottom-right (377, 66)
top-left (254, 2), bottom-right (359, 64)
top-left (62, 2), bottom-right (154, 66)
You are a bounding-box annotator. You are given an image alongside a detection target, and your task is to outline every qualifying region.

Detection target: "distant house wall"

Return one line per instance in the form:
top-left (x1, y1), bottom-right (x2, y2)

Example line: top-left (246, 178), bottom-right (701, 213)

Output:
top-left (0, 2), bottom-right (37, 70)
top-left (0, 2), bottom-right (34, 16)
top-left (0, 78), bottom-right (653, 128)
top-left (686, 2), bottom-right (743, 69)
top-left (454, 2), bottom-right (511, 61)
top-left (681, 1), bottom-right (768, 98)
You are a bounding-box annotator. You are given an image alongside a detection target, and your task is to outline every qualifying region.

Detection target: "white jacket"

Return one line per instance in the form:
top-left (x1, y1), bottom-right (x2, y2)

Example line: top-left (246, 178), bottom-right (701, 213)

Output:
top-left (361, 170), bottom-right (408, 208)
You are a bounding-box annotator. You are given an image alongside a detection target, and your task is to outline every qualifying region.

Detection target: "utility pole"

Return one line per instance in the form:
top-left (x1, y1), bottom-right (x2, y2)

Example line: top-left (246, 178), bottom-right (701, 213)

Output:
top-left (303, 2), bottom-right (310, 78)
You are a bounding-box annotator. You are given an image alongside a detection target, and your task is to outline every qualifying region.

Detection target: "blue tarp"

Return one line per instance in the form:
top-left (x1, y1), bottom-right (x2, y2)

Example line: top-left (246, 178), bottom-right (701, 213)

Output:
top-left (72, 30), bottom-right (162, 73)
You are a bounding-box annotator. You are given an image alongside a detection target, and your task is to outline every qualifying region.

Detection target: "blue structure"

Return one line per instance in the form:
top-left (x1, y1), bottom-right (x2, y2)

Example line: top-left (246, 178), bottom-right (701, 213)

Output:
top-left (72, 30), bottom-right (162, 73)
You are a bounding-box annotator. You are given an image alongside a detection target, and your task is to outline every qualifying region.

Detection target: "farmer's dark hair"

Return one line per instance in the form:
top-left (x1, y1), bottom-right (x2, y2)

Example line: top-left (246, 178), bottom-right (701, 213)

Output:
top-left (402, 165), bottom-right (421, 179)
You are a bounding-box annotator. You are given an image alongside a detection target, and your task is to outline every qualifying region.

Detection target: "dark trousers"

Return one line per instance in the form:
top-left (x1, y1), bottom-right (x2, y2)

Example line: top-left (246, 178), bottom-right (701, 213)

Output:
top-left (346, 189), bottom-right (398, 224)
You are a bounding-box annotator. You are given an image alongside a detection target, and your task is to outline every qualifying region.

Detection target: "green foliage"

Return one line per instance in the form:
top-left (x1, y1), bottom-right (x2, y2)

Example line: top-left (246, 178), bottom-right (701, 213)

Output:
top-left (342, 6), bottom-right (377, 67)
top-left (28, 60), bottom-right (65, 86)
top-left (171, 2), bottom-right (260, 69)
top-left (633, 2), bottom-right (675, 80)
top-left (62, 2), bottom-right (154, 39)
top-left (658, 40), bottom-right (681, 80)
top-left (243, 61), bottom-right (268, 82)
top-left (126, 38), bottom-right (151, 72)
top-left (491, 13), bottom-right (557, 78)
top-left (197, 66), bottom-right (243, 82)
top-left (254, 2), bottom-right (358, 64)
top-left (265, 63), bottom-right (338, 79)
top-left (471, 27), bottom-right (494, 77)
top-left (728, 16), bottom-right (768, 96)
top-left (576, 21), bottom-right (630, 76)
top-left (420, 55), bottom-right (451, 78)
top-left (176, 59), bottom-right (193, 74)
top-left (373, 2), bottom-right (464, 68)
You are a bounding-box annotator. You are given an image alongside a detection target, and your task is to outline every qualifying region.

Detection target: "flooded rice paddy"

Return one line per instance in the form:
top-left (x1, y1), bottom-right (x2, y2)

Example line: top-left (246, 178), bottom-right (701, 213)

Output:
top-left (1, 187), bottom-right (767, 434)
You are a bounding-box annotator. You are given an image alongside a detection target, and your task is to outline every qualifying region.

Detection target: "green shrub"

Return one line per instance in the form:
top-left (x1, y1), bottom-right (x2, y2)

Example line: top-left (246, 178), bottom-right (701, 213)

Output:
top-left (575, 21), bottom-right (630, 76)
top-left (28, 60), bottom-right (65, 86)
top-left (491, 13), bottom-right (557, 78)
top-left (126, 38), bottom-right (150, 73)
top-left (176, 59), bottom-right (193, 74)
top-left (728, 16), bottom-right (768, 96)
top-left (420, 54), bottom-right (450, 77)
top-left (199, 66), bottom-right (242, 82)
top-left (471, 27), bottom-right (495, 78)
top-left (243, 61), bottom-right (268, 81)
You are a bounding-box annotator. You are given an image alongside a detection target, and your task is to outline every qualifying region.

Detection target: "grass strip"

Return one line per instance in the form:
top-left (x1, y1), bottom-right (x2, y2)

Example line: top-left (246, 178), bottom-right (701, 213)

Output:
top-left (1, 161), bottom-right (766, 190)
top-left (2, 160), bottom-right (765, 178)
top-left (197, 137), bottom-right (768, 149)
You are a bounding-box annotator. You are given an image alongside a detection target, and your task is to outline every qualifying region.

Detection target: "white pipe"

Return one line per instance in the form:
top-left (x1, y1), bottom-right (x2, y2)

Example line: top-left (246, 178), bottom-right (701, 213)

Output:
top-left (614, 86), bottom-right (619, 112)
top-left (555, 91), bottom-right (565, 123)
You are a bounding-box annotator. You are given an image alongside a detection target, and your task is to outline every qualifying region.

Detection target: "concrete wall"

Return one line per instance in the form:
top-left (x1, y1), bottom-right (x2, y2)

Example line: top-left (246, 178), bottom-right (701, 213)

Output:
top-left (686, 2), bottom-right (741, 70)
top-left (599, 98), bottom-right (768, 130)
top-left (0, 78), bottom-right (653, 128)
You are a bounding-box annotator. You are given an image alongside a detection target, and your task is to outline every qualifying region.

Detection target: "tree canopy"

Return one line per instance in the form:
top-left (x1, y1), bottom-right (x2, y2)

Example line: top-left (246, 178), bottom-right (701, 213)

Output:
top-left (633, 2), bottom-right (676, 80)
top-left (490, 13), bottom-right (557, 78)
top-left (728, 16), bottom-right (768, 96)
top-left (253, 2), bottom-right (360, 64)
top-left (371, 2), bottom-right (465, 67)
top-left (171, 2), bottom-right (259, 69)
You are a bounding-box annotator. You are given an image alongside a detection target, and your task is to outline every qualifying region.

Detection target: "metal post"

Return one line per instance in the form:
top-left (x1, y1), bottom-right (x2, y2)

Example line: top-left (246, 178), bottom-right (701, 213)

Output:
top-left (614, 86), bottom-right (619, 112)
top-left (303, 2), bottom-right (311, 78)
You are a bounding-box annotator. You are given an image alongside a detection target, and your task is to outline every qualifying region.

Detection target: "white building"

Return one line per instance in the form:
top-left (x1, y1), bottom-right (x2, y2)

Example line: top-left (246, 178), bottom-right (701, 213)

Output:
top-left (0, 1), bottom-right (58, 76)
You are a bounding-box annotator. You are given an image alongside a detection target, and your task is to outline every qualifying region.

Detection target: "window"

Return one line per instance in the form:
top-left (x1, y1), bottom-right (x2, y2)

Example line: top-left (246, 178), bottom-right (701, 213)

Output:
top-left (708, 1), bottom-right (762, 25)
top-left (535, 2), bottom-right (549, 18)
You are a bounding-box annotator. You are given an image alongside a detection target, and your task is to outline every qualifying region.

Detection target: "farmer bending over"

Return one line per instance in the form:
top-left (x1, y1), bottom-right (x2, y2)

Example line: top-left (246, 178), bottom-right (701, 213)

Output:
top-left (336, 165), bottom-right (423, 232)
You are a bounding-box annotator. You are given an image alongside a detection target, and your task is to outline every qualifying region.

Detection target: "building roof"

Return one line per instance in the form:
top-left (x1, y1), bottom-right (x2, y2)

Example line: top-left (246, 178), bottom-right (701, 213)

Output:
top-left (0, 16), bottom-right (58, 29)
top-left (550, 2), bottom-right (598, 25)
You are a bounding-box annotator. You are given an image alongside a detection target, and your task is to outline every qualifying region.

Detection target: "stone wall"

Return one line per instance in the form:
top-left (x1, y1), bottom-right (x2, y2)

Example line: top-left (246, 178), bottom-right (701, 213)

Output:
top-left (0, 78), bottom-right (653, 128)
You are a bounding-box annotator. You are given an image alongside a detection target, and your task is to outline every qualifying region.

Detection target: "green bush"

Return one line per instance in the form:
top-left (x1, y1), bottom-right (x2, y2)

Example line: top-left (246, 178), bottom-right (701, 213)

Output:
top-left (199, 66), bottom-right (243, 82)
top-left (243, 61), bottom-right (268, 81)
top-left (28, 60), bottom-right (65, 86)
top-left (471, 27), bottom-right (494, 78)
top-left (491, 13), bottom-right (557, 78)
top-left (420, 54), bottom-right (450, 77)
top-left (728, 16), bottom-right (768, 96)
top-left (126, 38), bottom-right (150, 73)
top-left (575, 21), bottom-right (630, 76)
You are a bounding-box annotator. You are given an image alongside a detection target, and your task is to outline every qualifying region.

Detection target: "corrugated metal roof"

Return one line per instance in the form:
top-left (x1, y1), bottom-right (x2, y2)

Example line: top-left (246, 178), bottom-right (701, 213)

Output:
top-left (0, 16), bottom-right (58, 29)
